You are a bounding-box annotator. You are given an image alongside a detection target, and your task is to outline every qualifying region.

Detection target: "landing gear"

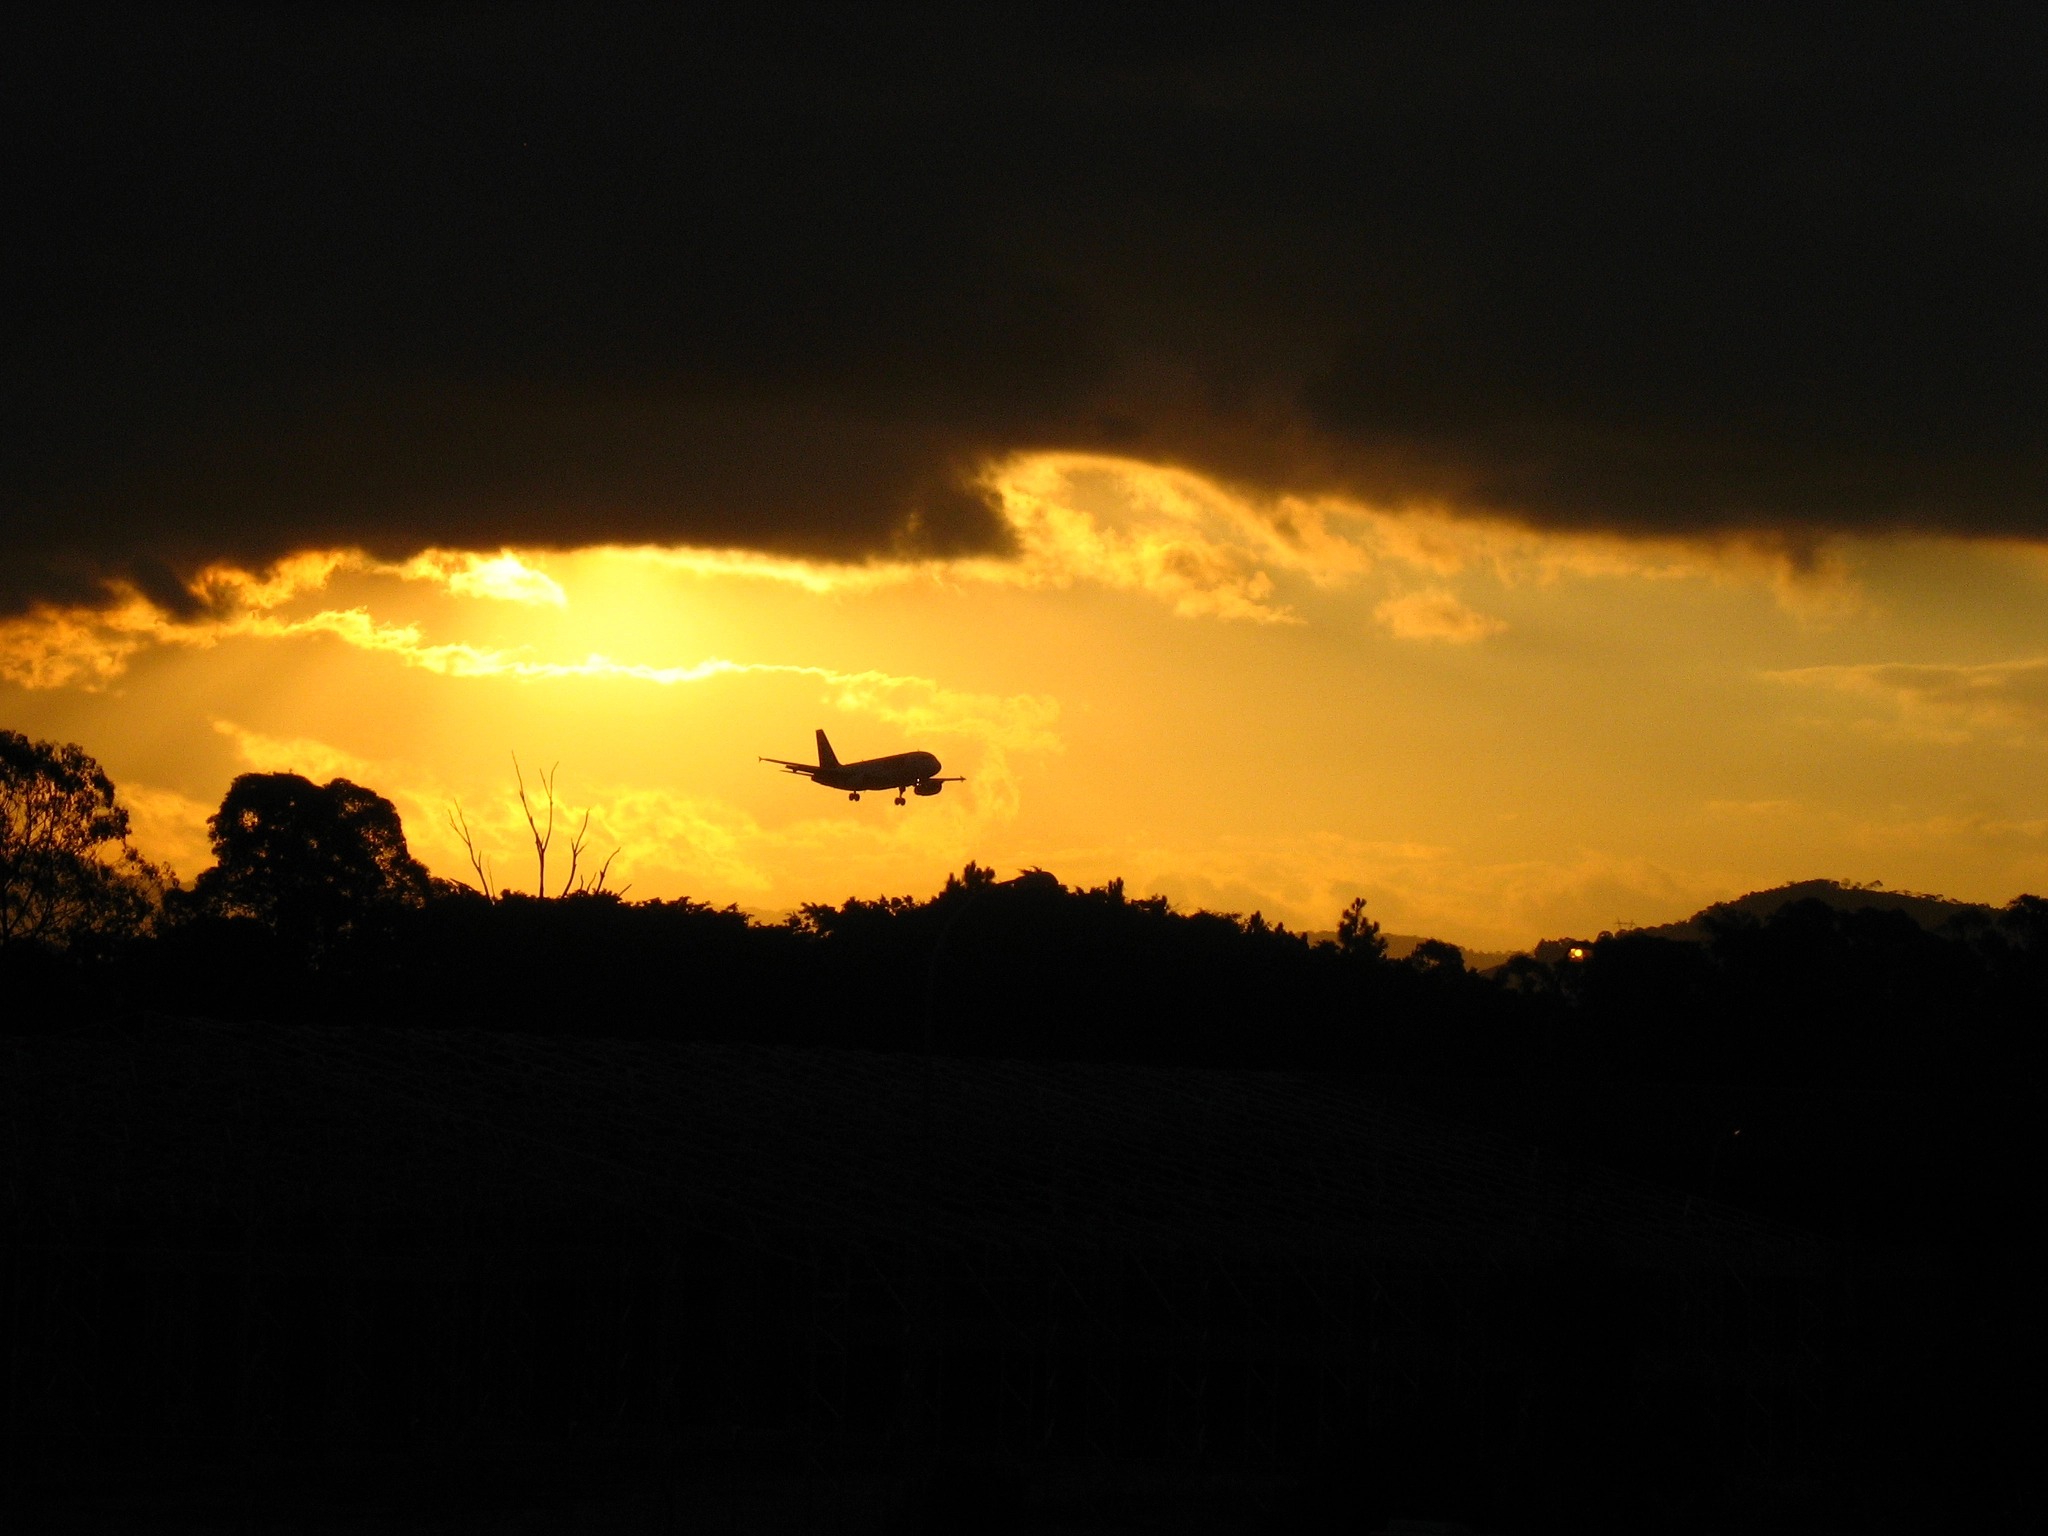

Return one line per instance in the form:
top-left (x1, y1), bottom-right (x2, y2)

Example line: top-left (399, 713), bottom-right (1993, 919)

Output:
top-left (894, 794), bottom-right (907, 805)
top-left (848, 792), bottom-right (860, 801)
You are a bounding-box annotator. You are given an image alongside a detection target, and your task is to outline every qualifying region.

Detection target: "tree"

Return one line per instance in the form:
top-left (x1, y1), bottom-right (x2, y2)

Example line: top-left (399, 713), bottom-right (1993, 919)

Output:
top-left (0, 729), bottom-right (165, 950)
top-left (942, 861), bottom-right (1000, 896)
top-left (1335, 897), bottom-right (1387, 961)
top-left (186, 773), bottom-right (430, 959)
top-left (1407, 937), bottom-right (1467, 975)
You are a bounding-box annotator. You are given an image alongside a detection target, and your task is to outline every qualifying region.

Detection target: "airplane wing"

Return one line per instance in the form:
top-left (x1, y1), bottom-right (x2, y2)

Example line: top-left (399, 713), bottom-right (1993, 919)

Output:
top-left (759, 756), bottom-right (820, 774)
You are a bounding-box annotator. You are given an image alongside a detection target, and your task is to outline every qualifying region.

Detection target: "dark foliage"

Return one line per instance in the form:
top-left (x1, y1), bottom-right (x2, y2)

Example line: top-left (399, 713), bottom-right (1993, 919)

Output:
top-left (14, 742), bottom-right (2041, 1098)
top-left (1553, 897), bottom-right (2046, 1092)
top-left (171, 772), bottom-right (431, 967)
top-left (18, 803), bottom-right (2040, 1099)
top-left (0, 728), bottom-right (165, 953)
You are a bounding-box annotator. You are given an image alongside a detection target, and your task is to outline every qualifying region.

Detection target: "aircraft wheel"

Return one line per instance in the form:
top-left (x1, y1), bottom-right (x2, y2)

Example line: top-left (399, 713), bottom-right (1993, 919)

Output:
top-left (895, 796), bottom-right (906, 805)
top-left (849, 792), bottom-right (860, 801)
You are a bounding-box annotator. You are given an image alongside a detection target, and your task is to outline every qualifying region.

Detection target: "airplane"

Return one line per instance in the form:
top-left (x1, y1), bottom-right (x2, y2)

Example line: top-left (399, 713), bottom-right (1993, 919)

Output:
top-left (761, 729), bottom-right (964, 805)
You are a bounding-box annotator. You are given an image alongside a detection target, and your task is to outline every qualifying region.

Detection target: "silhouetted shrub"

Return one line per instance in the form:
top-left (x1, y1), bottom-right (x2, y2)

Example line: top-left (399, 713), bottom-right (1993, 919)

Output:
top-left (173, 772), bottom-right (430, 966)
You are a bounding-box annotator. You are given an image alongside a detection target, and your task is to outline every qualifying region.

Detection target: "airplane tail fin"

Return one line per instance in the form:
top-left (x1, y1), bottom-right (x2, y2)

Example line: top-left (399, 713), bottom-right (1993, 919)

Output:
top-left (815, 729), bottom-right (840, 770)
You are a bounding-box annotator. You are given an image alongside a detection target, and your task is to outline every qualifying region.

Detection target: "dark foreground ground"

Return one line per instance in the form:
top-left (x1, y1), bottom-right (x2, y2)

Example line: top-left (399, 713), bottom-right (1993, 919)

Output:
top-left (20, 1452), bottom-right (1909, 1536)
top-left (4, 1018), bottom-right (2040, 1535)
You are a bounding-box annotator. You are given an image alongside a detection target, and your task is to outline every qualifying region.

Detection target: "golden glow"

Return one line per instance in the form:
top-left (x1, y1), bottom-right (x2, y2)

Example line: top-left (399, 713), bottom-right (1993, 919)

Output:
top-left (5, 453), bottom-right (2048, 947)
top-left (1766, 657), bottom-right (2048, 745)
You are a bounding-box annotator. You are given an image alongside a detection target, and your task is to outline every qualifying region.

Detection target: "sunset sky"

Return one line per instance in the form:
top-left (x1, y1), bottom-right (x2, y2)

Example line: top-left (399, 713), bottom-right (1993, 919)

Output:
top-left (6, 12), bottom-right (2048, 950)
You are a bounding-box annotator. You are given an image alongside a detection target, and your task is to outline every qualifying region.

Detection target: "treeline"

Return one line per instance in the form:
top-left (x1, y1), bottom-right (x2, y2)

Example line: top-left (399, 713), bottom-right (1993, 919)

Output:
top-left (6, 730), bottom-right (2045, 1096)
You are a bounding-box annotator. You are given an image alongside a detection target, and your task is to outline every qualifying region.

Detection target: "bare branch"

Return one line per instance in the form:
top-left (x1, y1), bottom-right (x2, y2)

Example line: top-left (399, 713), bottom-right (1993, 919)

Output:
top-left (561, 807), bottom-right (591, 897)
top-left (445, 800), bottom-right (495, 901)
top-left (509, 757), bottom-right (624, 899)
top-left (514, 753), bottom-right (559, 898)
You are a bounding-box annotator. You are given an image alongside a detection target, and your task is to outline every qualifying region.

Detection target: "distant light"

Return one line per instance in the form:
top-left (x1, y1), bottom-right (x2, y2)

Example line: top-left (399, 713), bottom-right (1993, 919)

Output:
top-left (1568, 946), bottom-right (1586, 961)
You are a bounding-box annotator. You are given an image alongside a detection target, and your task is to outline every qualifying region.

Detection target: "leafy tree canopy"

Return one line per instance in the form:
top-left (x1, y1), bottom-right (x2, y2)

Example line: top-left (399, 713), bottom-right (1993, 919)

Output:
top-left (0, 729), bottom-right (165, 951)
top-left (185, 773), bottom-right (429, 960)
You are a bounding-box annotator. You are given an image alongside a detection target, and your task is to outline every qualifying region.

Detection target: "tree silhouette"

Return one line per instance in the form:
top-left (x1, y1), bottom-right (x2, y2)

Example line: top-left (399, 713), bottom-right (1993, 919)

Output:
top-left (185, 773), bottom-right (430, 962)
top-left (0, 729), bottom-right (165, 951)
top-left (1336, 896), bottom-right (1388, 961)
top-left (1407, 937), bottom-right (1466, 975)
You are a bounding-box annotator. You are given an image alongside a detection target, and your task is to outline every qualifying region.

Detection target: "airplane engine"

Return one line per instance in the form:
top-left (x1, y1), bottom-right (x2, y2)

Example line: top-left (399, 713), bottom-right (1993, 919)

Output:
top-left (913, 779), bottom-right (944, 796)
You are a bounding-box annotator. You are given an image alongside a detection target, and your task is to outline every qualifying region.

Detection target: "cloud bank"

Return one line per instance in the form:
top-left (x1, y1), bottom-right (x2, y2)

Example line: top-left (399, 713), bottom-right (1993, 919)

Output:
top-left (7, 12), bottom-right (2048, 611)
top-left (10, 449), bottom-right (1869, 691)
top-left (1770, 658), bottom-right (2048, 746)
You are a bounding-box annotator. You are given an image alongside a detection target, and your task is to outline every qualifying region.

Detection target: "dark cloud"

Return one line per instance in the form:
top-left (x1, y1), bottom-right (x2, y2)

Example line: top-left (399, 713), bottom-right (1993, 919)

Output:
top-left (6, 8), bottom-right (2048, 610)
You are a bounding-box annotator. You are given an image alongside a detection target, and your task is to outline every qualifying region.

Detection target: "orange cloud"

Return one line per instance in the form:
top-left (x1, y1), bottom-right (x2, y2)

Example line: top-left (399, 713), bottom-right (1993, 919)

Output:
top-left (1373, 588), bottom-right (1507, 644)
top-left (1767, 657), bottom-right (2048, 745)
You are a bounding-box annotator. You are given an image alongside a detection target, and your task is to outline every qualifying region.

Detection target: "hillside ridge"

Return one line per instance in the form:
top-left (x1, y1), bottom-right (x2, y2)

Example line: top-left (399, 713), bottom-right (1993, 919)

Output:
top-left (1634, 879), bottom-right (1991, 944)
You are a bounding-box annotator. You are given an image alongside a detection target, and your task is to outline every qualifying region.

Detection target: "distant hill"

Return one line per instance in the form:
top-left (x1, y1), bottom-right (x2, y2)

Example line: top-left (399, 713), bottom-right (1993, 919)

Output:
top-left (1634, 879), bottom-right (1995, 943)
top-left (1525, 880), bottom-right (1996, 962)
top-left (1312, 884), bottom-right (1994, 972)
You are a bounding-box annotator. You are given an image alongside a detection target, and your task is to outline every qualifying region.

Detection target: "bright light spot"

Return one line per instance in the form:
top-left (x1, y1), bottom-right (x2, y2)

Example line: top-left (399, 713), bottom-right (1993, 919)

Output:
top-left (406, 551), bottom-right (568, 607)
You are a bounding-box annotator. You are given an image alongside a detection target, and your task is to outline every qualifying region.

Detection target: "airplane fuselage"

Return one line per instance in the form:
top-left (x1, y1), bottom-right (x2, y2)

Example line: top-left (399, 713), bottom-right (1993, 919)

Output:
top-left (812, 750), bottom-right (940, 792)
top-left (761, 731), bottom-right (961, 802)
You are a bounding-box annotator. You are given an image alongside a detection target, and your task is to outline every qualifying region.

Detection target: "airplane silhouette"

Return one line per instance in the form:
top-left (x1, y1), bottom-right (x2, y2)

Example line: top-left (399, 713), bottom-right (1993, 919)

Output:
top-left (761, 729), bottom-right (964, 805)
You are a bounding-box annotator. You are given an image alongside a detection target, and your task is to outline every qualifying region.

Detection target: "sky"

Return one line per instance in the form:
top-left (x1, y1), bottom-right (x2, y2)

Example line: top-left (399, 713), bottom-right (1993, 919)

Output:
top-left (5, 11), bottom-right (2048, 949)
